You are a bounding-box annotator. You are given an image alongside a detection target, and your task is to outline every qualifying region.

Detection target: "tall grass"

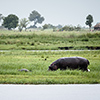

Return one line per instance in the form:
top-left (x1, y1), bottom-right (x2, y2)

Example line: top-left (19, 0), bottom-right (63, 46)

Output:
top-left (0, 30), bottom-right (100, 50)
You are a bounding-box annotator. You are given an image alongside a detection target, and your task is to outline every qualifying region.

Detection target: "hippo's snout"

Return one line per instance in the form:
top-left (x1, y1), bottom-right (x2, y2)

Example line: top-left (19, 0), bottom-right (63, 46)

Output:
top-left (48, 66), bottom-right (52, 71)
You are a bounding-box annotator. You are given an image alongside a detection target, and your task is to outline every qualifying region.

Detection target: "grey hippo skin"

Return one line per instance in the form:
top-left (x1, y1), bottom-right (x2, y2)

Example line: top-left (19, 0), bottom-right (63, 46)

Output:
top-left (48, 57), bottom-right (90, 72)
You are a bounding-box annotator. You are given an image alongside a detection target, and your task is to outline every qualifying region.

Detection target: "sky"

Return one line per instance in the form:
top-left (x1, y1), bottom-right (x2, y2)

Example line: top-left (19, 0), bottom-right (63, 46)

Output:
top-left (0, 0), bottom-right (100, 27)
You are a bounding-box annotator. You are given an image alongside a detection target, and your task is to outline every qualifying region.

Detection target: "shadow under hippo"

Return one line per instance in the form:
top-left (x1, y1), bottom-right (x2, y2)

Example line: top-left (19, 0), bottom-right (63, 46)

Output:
top-left (48, 57), bottom-right (90, 72)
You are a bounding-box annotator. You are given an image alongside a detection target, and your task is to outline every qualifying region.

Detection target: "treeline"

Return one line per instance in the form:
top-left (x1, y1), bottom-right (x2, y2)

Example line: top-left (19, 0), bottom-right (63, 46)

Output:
top-left (0, 10), bottom-right (45, 31)
top-left (0, 11), bottom-right (93, 31)
top-left (42, 24), bottom-right (81, 31)
top-left (59, 25), bottom-right (81, 31)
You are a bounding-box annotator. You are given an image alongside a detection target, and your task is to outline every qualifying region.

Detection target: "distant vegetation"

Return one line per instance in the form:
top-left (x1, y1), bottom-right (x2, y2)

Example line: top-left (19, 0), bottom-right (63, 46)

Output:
top-left (0, 12), bottom-right (94, 32)
top-left (59, 25), bottom-right (81, 31)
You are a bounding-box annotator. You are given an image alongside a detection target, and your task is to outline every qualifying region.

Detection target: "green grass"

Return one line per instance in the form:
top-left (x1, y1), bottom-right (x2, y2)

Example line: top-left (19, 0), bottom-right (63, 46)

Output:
top-left (0, 50), bottom-right (100, 84)
top-left (0, 30), bottom-right (100, 84)
top-left (0, 30), bottom-right (100, 50)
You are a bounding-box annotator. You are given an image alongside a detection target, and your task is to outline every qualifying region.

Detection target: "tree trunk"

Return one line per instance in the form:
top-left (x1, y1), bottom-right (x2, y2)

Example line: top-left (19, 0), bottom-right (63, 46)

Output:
top-left (33, 20), bottom-right (37, 28)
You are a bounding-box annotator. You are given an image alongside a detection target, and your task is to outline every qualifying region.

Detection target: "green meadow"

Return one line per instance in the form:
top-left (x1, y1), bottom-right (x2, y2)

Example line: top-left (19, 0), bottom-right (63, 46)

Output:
top-left (0, 50), bottom-right (100, 84)
top-left (0, 30), bottom-right (100, 84)
top-left (0, 30), bottom-right (100, 50)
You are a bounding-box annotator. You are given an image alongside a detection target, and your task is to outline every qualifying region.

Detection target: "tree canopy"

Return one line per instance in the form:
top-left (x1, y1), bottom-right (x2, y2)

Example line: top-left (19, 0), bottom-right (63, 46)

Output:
top-left (2, 14), bottom-right (19, 30)
top-left (85, 14), bottom-right (93, 30)
top-left (43, 24), bottom-right (55, 30)
top-left (28, 10), bottom-right (44, 28)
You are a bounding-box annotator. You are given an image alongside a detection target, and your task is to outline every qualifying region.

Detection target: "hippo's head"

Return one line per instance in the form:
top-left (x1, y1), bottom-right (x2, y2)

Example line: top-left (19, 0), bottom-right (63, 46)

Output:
top-left (48, 63), bottom-right (58, 71)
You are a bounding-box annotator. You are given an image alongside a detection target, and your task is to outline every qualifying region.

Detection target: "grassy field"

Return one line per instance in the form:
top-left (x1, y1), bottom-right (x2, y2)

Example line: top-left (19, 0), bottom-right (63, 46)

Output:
top-left (0, 50), bottom-right (100, 84)
top-left (0, 30), bottom-right (100, 84)
top-left (0, 30), bottom-right (100, 50)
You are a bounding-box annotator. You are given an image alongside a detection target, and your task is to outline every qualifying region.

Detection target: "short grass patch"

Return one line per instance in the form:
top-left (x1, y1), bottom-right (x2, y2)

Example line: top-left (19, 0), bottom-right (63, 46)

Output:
top-left (0, 50), bottom-right (100, 84)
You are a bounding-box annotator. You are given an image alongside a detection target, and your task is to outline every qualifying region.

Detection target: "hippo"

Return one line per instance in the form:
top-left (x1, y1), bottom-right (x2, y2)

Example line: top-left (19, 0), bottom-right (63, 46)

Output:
top-left (48, 57), bottom-right (90, 72)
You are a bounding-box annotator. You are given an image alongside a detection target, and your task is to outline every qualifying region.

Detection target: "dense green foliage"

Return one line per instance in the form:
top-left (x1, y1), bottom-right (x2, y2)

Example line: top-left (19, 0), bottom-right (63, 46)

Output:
top-left (2, 14), bottom-right (19, 30)
top-left (85, 14), bottom-right (93, 29)
top-left (28, 10), bottom-right (45, 28)
top-left (43, 24), bottom-right (56, 30)
top-left (60, 25), bottom-right (81, 31)
top-left (0, 50), bottom-right (100, 84)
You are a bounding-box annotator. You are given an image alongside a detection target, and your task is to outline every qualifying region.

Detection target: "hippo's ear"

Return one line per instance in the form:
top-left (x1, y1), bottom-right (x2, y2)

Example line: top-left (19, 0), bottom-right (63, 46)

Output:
top-left (51, 63), bottom-right (54, 66)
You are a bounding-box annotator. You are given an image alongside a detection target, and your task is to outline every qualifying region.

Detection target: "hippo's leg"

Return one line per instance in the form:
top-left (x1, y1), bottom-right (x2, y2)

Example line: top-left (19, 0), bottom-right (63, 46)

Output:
top-left (79, 65), bottom-right (88, 71)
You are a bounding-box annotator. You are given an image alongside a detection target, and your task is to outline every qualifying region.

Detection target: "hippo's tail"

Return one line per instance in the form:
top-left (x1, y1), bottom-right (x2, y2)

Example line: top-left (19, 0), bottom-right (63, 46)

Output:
top-left (87, 60), bottom-right (90, 65)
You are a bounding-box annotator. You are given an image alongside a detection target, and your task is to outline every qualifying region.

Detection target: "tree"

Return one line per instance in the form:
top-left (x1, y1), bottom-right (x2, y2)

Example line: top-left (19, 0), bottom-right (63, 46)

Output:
top-left (75, 24), bottom-right (81, 31)
top-left (2, 14), bottom-right (19, 30)
top-left (18, 18), bottom-right (29, 31)
top-left (42, 24), bottom-right (55, 30)
top-left (56, 24), bottom-right (63, 29)
top-left (0, 14), bottom-right (4, 26)
top-left (28, 10), bottom-right (45, 28)
top-left (43, 24), bottom-right (48, 30)
top-left (18, 24), bottom-right (23, 32)
top-left (61, 25), bottom-right (74, 31)
top-left (0, 14), bottom-right (3, 22)
top-left (85, 14), bottom-right (93, 30)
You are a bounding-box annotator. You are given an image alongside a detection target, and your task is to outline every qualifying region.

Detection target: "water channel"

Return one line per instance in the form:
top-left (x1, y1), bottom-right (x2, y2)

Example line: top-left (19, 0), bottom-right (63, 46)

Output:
top-left (0, 84), bottom-right (100, 100)
top-left (0, 50), bottom-right (94, 52)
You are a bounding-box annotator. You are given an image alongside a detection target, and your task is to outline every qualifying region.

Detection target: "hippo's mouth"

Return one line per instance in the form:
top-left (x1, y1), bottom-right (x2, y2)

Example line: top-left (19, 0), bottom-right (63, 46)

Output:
top-left (48, 64), bottom-right (58, 71)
